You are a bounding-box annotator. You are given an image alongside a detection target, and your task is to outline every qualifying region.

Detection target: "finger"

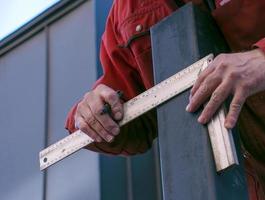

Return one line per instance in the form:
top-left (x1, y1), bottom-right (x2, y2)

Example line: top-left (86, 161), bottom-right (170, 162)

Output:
top-left (187, 74), bottom-right (222, 112)
top-left (75, 116), bottom-right (102, 142)
top-left (191, 64), bottom-right (215, 96)
top-left (80, 106), bottom-right (115, 143)
top-left (96, 85), bottom-right (123, 120)
top-left (197, 81), bottom-right (232, 124)
top-left (85, 93), bottom-right (120, 136)
top-left (224, 89), bottom-right (246, 129)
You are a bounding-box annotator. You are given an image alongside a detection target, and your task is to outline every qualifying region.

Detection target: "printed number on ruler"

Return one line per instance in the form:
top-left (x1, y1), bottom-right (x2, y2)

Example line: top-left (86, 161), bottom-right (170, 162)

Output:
top-left (39, 54), bottom-right (213, 171)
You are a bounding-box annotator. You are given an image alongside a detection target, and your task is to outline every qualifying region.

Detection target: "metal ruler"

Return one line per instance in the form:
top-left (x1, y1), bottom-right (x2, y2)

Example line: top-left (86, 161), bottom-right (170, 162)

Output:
top-left (39, 54), bottom-right (238, 172)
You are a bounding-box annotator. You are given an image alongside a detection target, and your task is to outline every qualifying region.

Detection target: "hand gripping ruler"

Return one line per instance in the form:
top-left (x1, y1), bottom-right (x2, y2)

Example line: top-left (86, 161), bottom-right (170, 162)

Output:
top-left (39, 54), bottom-right (238, 172)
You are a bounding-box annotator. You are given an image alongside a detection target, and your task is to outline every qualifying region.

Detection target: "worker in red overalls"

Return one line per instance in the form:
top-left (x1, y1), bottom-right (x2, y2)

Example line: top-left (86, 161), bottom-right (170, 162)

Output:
top-left (66, 1), bottom-right (265, 199)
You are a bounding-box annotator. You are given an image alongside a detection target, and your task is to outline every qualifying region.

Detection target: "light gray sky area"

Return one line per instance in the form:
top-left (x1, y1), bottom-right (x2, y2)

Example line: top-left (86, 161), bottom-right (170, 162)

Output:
top-left (0, 0), bottom-right (60, 41)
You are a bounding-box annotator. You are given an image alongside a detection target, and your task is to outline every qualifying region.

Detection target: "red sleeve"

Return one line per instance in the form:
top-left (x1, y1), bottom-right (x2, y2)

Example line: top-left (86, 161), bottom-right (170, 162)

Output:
top-left (65, 2), bottom-right (158, 155)
top-left (254, 38), bottom-right (265, 54)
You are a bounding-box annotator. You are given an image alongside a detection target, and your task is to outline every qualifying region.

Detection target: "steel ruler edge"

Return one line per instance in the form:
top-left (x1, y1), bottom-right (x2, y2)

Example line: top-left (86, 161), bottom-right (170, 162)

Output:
top-left (39, 54), bottom-right (238, 172)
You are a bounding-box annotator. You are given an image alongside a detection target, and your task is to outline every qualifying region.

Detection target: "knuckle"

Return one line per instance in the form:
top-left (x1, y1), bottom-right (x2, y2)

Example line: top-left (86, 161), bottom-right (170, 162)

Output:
top-left (207, 74), bottom-right (222, 85)
top-left (217, 62), bottom-right (228, 71)
top-left (79, 121), bottom-right (87, 131)
top-left (215, 55), bottom-right (229, 70)
top-left (228, 71), bottom-right (240, 80)
top-left (211, 91), bottom-right (221, 104)
top-left (216, 53), bottom-right (227, 61)
top-left (96, 124), bottom-right (104, 133)
top-left (87, 118), bottom-right (104, 132)
top-left (230, 103), bottom-right (242, 112)
top-left (112, 100), bottom-right (122, 109)
top-left (112, 106), bottom-right (122, 114)
top-left (87, 115), bottom-right (97, 126)
top-left (95, 84), bottom-right (106, 91)
top-left (83, 91), bottom-right (91, 99)
top-left (191, 82), bottom-right (199, 93)
top-left (196, 76), bottom-right (203, 84)
top-left (76, 105), bottom-right (82, 114)
top-left (93, 106), bottom-right (103, 116)
top-left (77, 101), bottom-right (85, 110)
top-left (199, 84), bottom-right (208, 94)
top-left (106, 92), bottom-right (118, 103)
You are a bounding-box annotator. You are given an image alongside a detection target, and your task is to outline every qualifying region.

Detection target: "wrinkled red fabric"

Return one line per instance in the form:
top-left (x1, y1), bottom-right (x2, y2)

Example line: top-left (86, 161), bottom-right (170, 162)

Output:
top-left (65, 0), bottom-right (265, 199)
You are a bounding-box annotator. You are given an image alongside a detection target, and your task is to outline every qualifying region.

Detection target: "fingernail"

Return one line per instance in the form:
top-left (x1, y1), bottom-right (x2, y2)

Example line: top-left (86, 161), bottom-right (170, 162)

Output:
top-left (112, 127), bottom-right (120, 136)
top-left (107, 135), bottom-right (114, 142)
top-left (186, 104), bottom-right (191, 112)
top-left (189, 93), bottom-right (192, 102)
top-left (198, 116), bottom-right (206, 124)
top-left (114, 112), bottom-right (122, 120)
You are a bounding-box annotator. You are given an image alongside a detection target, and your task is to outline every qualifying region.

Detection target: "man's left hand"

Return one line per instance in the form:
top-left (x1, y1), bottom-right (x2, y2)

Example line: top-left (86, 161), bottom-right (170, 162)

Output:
top-left (186, 49), bottom-right (265, 129)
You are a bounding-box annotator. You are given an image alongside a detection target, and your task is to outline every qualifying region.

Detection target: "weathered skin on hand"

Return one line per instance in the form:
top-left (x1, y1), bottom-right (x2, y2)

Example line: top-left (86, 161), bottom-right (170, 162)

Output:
top-left (186, 49), bottom-right (265, 129)
top-left (75, 84), bottom-right (123, 143)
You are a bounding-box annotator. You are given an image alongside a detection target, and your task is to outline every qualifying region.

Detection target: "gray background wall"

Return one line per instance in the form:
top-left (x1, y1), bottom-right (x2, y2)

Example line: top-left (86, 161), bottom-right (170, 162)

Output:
top-left (0, 1), bottom-right (99, 199)
top-left (0, 1), bottom-right (161, 199)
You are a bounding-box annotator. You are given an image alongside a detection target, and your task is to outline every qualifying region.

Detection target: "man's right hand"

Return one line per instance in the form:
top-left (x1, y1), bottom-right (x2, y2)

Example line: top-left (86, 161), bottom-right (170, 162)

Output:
top-left (74, 84), bottom-right (124, 143)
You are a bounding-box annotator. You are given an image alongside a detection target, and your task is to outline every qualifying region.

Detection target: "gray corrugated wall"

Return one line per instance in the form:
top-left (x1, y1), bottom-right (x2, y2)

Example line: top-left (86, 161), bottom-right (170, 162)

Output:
top-left (0, 31), bottom-right (46, 200)
top-left (0, 1), bottom-right (100, 200)
top-left (45, 1), bottom-right (100, 199)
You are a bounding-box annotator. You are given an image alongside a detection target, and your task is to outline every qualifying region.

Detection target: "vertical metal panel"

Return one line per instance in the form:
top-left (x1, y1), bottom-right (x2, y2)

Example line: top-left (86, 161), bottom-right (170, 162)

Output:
top-left (153, 142), bottom-right (163, 200)
top-left (151, 3), bottom-right (248, 200)
top-left (94, 0), bottom-right (113, 77)
top-left (46, 1), bottom-right (100, 200)
top-left (100, 156), bottom-right (128, 200)
top-left (0, 33), bottom-right (46, 200)
top-left (130, 150), bottom-right (159, 200)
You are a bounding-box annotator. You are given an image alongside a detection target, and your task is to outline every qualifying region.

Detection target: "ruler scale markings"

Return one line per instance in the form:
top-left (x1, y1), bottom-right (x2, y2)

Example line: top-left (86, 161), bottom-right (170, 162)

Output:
top-left (118, 56), bottom-right (208, 126)
top-left (40, 54), bottom-right (238, 172)
top-left (40, 55), bottom-right (211, 170)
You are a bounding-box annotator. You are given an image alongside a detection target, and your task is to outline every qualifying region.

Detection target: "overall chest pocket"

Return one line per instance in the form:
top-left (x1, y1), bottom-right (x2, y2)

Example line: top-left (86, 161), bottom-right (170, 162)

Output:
top-left (118, 2), bottom-right (169, 55)
top-left (118, 2), bottom-right (171, 88)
